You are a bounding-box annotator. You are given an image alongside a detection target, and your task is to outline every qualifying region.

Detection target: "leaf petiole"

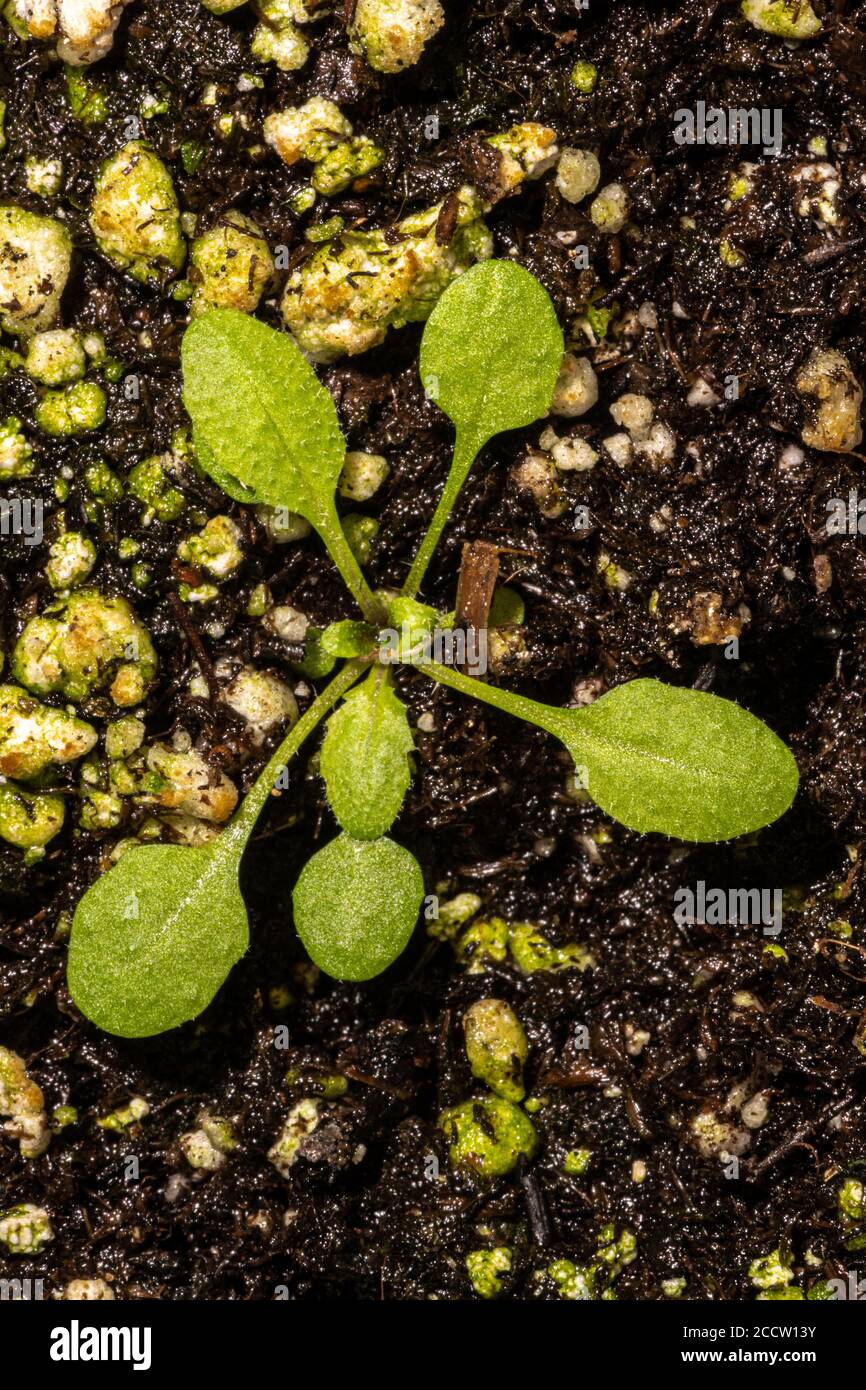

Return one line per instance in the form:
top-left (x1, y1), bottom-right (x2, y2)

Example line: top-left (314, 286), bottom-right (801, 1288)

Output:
top-left (402, 433), bottom-right (482, 599)
top-left (321, 508), bottom-right (387, 625)
top-left (415, 660), bottom-right (799, 842)
top-left (413, 658), bottom-right (565, 739)
top-left (403, 261), bottom-right (564, 599)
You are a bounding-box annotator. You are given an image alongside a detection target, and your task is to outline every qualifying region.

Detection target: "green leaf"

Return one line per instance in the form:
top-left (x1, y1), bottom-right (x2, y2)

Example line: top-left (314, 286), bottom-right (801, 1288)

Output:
top-left (66, 660), bottom-right (367, 1037)
top-left (320, 668), bottom-right (414, 838)
top-left (293, 833), bottom-right (424, 980)
top-left (420, 259), bottom-right (565, 450)
top-left (182, 309), bottom-right (345, 523)
top-left (489, 585), bottom-right (525, 627)
top-left (381, 594), bottom-right (440, 662)
top-left (416, 663), bottom-right (798, 842)
top-left (294, 626), bottom-right (337, 680)
top-left (555, 680), bottom-right (799, 841)
top-left (319, 619), bottom-right (376, 659)
top-left (405, 260), bottom-right (564, 595)
top-left (385, 595), bottom-right (440, 631)
top-left (67, 840), bottom-right (249, 1038)
top-left (182, 310), bottom-right (382, 623)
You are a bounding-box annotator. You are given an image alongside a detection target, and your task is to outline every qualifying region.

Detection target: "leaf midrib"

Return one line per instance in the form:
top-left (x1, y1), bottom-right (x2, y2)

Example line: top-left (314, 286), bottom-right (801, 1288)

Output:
top-left (568, 720), bottom-right (761, 796)
top-left (117, 839), bottom-right (240, 963)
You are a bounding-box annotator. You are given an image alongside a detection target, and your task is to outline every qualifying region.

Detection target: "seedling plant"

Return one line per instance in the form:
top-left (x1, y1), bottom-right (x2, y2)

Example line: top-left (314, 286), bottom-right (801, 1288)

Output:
top-left (67, 261), bottom-right (799, 1038)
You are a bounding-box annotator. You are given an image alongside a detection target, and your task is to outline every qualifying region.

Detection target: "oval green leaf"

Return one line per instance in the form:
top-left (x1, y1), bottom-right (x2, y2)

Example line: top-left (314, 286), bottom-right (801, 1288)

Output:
top-left (182, 309), bottom-right (382, 625)
top-left (182, 308), bottom-right (345, 524)
top-left (320, 669), bottom-right (414, 839)
top-left (412, 663), bottom-right (798, 843)
top-left (319, 619), bottom-right (376, 659)
top-left (553, 679), bottom-right (799, 841)
top-left (67, 842), bottom-right (249, 1038)
top-left (292, 834), bottom-right (424, 980)
top-left (489, 585), bottom-right (525, 627)
top-left (406, 260), bottom-right (564, 596)
top-left (419, 259), bottom-right (565, 451)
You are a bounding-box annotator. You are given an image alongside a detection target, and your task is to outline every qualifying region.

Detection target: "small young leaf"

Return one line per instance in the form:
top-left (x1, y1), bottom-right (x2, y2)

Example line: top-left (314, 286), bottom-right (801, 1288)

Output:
top-left (489, 585), bottom-right (525, 627)
top-left (405, 260), bottom-right (564, 595)
top-left (295, 626), bottom-right (337, 680)
top-left (382, 594), bottom-right (440, 662)
top-left (320, 668), bottom-right (414, 838)
top-left (416, 663), bottom-right (798, 842)
top-left (67, 840), bottom-right (249, 1038)
top-left (319, 619), bottom-right (376, 659)
top-left (293, 833), bottom-right (424, 980)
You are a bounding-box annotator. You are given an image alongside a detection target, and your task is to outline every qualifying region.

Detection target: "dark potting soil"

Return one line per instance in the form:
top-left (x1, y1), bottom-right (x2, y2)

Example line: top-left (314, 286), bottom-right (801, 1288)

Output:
top-left (1, 0), bottom-right (865, 1300)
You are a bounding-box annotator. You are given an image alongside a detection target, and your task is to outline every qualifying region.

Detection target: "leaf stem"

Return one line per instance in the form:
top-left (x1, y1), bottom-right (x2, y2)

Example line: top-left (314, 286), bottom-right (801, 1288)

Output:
top-left (322, 512), bottom-right (386, 626)
top-left (415, 659), bottom-right (572, 745)
top-left (402, 432), bottom-right (481, 599)
top-left (226, 659), bottom-right (369, 850)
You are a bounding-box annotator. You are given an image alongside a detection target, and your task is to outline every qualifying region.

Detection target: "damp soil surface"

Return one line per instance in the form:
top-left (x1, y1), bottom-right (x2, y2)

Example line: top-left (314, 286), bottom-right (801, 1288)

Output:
top-left (2, 0), bottom-right (866, 1300)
